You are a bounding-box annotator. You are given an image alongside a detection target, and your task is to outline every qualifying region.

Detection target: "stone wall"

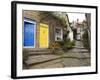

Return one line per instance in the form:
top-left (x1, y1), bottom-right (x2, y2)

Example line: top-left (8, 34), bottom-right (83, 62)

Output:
top-left (22, 10), bottom-right (66, 48)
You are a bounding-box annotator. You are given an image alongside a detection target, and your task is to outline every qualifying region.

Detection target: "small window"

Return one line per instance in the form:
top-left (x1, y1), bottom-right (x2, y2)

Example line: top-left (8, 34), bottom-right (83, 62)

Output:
top-left (55, 27), bottom-right (63, 41)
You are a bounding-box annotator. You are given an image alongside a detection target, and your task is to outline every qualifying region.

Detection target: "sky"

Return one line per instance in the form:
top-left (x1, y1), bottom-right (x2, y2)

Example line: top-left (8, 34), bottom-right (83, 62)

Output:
top-left (67, 13), bottom-right (86, 22)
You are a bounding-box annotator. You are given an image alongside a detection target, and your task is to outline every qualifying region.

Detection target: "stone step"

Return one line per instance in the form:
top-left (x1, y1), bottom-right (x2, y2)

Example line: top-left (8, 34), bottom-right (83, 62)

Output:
top-left (62, 58), bottom-right (90, 67)
top-left (28, 50), bottom-right (53, 55)
top-left (73, 46), bottom-right (86, 49)
top-left (67, 48), bottom-right (89, 53)
top-left (24, 48), bottom-right (52, 52)
top-left (63, 52), bottom-right (90, 58)
top-left (29, 59), bottom-right (63, 69)
top-left (23, 48), bottom-right (53, 55)
top-left (25, 54), bottom-right (61, 65)
top-left (68, 51), bottom-right (90, 53)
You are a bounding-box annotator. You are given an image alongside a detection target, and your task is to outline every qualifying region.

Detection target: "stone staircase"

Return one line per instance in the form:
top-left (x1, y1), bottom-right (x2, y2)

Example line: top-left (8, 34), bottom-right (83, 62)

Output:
top-left (23, 40), bottom-right (91, 69)
top-left (23, 48), bottom-right (62, 69)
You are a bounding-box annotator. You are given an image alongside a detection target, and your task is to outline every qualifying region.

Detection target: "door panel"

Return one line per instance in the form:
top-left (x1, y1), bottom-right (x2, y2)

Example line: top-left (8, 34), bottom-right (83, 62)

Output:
top-left (24, 21), bottom-right (35, 47)
top-left (40, 23), bottom-right (49, 48)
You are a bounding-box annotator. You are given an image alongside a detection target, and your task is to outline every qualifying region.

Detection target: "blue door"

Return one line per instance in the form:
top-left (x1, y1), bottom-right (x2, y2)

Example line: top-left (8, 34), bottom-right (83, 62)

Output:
top-left (24, 21), bottom-right (35, 47)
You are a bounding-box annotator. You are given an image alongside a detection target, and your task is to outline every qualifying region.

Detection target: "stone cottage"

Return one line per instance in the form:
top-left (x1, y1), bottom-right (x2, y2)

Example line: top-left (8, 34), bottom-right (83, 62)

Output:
top-left (22, 10), bottom-right (74, 69)
top-left (23, 10), bottom-right (72, 50)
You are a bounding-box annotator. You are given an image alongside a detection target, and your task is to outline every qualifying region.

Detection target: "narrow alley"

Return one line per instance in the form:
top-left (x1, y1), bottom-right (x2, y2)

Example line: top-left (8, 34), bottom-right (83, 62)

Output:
top-left (62, 40), bottom-right (90, 67)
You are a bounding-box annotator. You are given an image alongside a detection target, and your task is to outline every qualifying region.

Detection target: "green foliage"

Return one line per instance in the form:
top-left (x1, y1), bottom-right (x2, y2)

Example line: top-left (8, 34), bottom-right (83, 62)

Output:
top-left (63, 40), bottom-right (75, 50)
top-left (82, 30), bottom-right (90, 50)
top-left (63, 31), bottom-right (69, 41)
top-left (40, 11), bottom-right (67, 27)
top-left (72, 28), bottom-right (77, 40)
top-left (57, 41), bottom-right (65, 46)
top-left (58, 39), bottom-right (75, 51)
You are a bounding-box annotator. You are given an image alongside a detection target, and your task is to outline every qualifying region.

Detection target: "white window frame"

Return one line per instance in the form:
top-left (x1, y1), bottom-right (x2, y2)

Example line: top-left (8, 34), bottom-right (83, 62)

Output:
top-left (55, 27), bottom-right (63, 41)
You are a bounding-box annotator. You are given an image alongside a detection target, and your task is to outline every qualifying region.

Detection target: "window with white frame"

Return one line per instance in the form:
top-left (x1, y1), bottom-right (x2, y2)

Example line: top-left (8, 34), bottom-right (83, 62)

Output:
top-left (55, 27), bottom-right (63, 41)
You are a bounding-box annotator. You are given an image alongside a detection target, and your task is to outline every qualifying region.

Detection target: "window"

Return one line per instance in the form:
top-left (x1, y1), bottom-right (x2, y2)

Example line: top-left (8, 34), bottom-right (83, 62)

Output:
top-left (55, 27), bottom-right (63, 41)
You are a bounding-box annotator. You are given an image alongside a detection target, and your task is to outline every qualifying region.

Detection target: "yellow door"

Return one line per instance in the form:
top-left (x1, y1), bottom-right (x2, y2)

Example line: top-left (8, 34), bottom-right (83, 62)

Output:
top-left (40, 23), bottom-right (49, 48)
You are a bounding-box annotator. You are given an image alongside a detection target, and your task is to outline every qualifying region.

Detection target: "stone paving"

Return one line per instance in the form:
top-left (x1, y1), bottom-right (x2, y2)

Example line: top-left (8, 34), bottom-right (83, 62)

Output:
top-left (23, 40), bottom-right (90, 69)
top-left (62, 40), bottom-right (90, 67)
